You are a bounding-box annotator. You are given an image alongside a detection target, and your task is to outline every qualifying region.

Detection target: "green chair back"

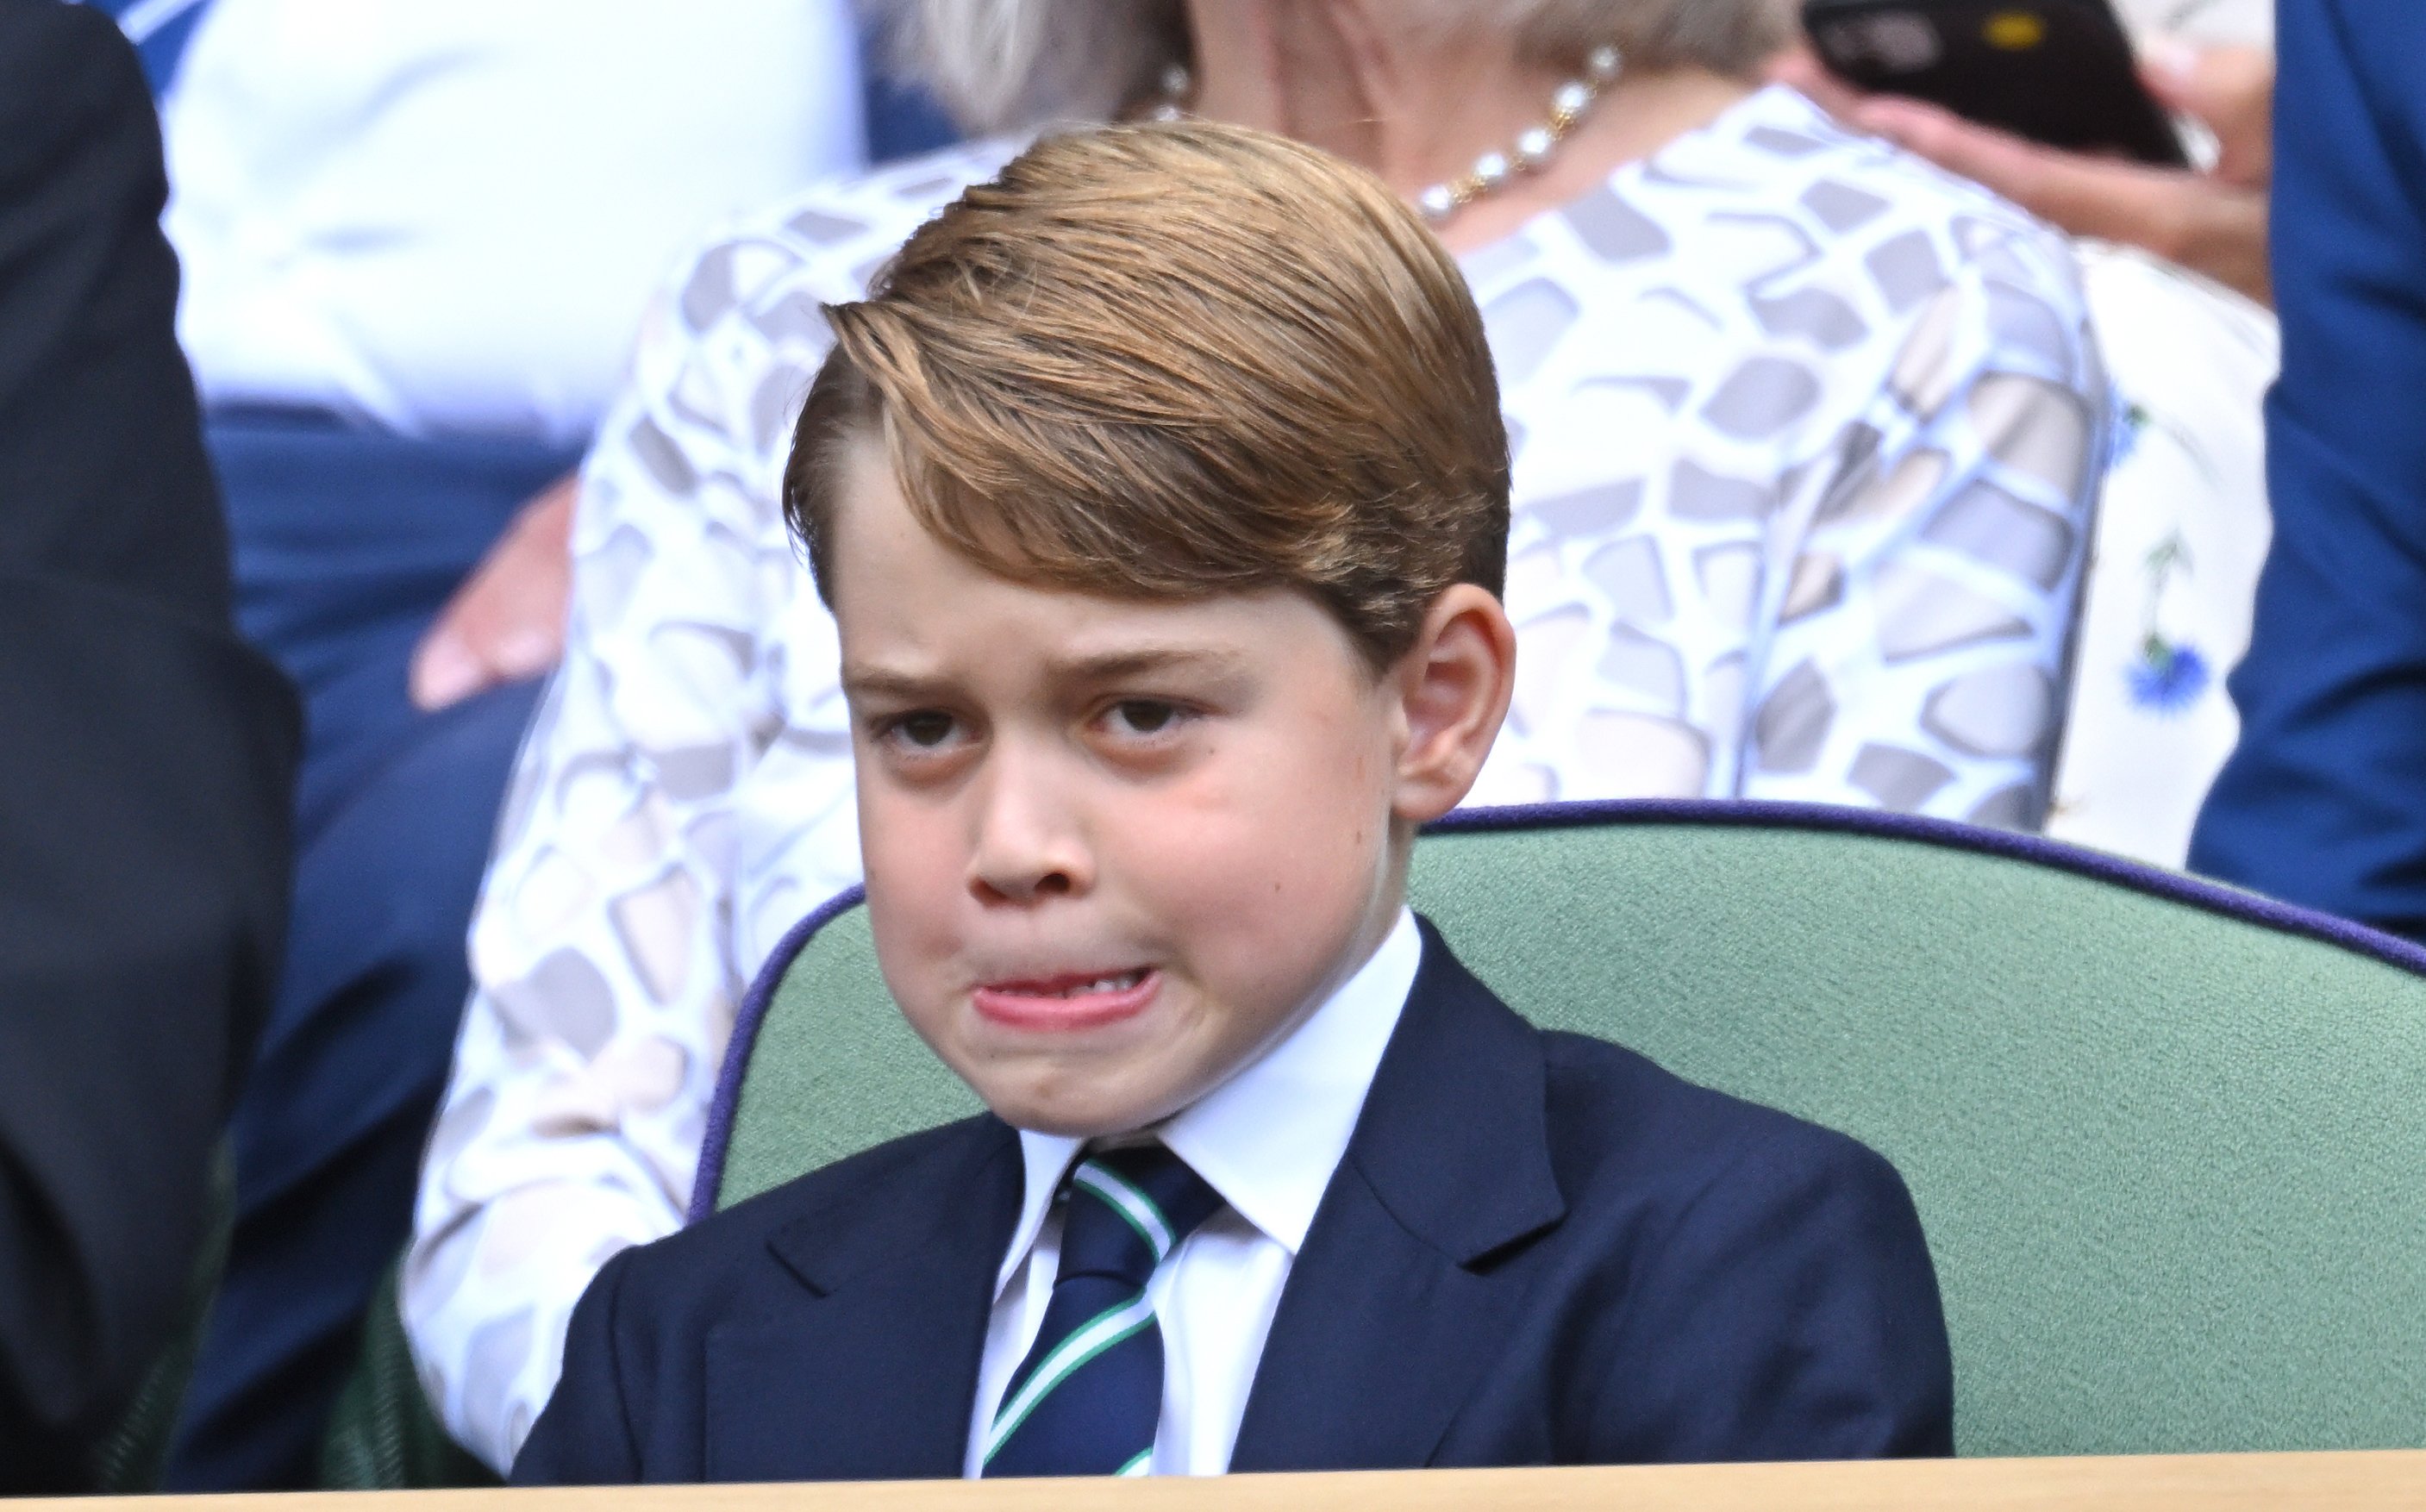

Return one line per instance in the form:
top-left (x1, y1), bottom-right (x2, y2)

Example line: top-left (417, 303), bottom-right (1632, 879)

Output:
top-left (316, 1264), bottom-right (500, 1490)
top-left (92, 1153), bottom-right (491, 1495)
top-left (700, 801), bottom-right (2426, 1459)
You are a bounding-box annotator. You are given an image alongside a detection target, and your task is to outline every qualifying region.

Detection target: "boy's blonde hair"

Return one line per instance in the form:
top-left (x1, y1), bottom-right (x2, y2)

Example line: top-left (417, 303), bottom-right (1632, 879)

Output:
top-left (783, 122), bottom-right (1510, 671)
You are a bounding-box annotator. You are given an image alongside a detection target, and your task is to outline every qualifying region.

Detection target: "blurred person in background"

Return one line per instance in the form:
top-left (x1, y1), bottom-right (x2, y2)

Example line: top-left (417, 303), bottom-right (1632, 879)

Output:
top-left (1774, 0), bottom-right (2277, 868)
top-left (126, 0), bottom-right (872, 1490)
top-left (408, 0), bottom-right (2108, 1471)
top-left (2186, 0), bottom-right (2426, 939)
top-left (0, 0), bottom-right (296, 1490)
top-left (1779, 0), bottom-right (2269, 303)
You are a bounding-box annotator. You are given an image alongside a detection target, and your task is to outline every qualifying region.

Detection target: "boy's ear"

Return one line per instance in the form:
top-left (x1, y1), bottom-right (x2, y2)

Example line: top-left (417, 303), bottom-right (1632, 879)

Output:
top-left (1389, 584), bottom-right (1517, 825)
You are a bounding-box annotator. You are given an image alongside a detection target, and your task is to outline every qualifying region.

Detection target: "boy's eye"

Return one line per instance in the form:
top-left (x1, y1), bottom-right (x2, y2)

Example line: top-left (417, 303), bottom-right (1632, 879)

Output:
top-left (889, 710), bottom-right (958, 748)
top-left (1106, 699), bottom-right (1183, 736)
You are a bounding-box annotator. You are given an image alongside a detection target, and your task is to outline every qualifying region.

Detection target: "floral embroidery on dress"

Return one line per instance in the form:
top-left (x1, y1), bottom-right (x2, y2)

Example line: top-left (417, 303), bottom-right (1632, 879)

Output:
top-left (2044, 246), bottom-right (2277, 865)
top-left (2128, 534), bottom-right (2213, 715)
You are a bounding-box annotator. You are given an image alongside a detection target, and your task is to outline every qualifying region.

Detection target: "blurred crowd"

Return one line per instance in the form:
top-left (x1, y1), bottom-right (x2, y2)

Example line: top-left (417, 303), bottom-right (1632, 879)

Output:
top-left (7, 0), bottom-right (2421, 1494)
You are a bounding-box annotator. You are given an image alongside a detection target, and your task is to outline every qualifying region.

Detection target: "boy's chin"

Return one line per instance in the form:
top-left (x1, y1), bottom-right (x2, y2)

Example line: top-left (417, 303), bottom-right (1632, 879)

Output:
top-left (970, 1061), bottom-right (1206, 1140)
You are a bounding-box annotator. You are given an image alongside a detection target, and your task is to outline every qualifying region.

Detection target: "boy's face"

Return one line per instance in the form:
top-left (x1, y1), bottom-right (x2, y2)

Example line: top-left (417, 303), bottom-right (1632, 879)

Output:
top-left (828, 445), bottom-right (1502, 1137)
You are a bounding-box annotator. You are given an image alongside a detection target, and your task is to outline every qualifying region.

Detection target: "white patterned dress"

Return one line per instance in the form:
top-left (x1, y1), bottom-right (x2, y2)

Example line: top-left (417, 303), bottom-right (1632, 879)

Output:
top-left (407, 85), bottom-right (2106, 1470)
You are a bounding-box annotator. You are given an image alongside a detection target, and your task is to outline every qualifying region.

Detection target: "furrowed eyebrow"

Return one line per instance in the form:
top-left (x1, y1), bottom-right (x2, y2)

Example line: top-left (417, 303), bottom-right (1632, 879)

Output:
top-left (839, 665), bottom-right (945, 703)
top-left (1048, 646), bottom-right (1250, 684)
top-left (840, 646), bottom-right (1250, 704)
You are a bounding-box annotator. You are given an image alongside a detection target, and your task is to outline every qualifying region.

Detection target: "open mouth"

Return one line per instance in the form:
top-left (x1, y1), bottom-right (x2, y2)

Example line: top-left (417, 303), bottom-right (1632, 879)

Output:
top-left (972, 966), bottom-right (1160, 1031)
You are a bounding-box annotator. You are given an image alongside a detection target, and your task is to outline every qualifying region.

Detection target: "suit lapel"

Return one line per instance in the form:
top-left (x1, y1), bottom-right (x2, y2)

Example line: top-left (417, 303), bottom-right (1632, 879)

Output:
top-left (1230, 921), bottom-right (1566, 1472)
top-left (703, 1117), bottom-right (1022, 1482)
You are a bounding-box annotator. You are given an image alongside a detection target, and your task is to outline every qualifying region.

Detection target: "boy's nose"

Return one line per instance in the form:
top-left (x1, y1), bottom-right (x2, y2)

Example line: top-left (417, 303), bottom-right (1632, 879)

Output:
top-left (965, 755), bottom-right (1093, 905)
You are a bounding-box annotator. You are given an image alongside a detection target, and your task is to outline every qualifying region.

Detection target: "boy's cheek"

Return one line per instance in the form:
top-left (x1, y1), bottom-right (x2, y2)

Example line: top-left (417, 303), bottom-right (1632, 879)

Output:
top-left (861, 805), bottom-right (980, 1035)
top-left (860, 792), bottom-right (965, 911)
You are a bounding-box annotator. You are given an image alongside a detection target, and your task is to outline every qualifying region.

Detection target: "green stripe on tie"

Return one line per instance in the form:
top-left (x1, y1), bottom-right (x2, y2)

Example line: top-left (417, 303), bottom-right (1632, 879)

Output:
top-left (983, 1293), bottom-right (1156, 1464)
top-left (1071, 1162), bottom-right (1174, 1259)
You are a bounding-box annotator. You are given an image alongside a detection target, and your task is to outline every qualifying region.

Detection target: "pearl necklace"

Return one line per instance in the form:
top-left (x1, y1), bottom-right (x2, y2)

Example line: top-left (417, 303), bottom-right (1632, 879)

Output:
top-left (1148, 44), bottom-right (1623, 225)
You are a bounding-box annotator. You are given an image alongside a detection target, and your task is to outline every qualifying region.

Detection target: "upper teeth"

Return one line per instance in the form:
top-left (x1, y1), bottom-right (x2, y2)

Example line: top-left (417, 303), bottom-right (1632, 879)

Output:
top-left (1057, 972), bottom-right (1141, 997)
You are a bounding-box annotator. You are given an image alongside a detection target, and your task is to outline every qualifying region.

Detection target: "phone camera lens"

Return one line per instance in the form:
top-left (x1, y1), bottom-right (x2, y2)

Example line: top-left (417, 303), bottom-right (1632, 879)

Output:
top-left (1983, 10), bottom-right (2049, 49)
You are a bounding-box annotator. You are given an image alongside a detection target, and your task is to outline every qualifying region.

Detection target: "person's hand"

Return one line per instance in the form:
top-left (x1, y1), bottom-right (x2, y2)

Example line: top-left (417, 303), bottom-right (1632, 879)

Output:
top-left (1769, 41), bottom-right (2272, 306)
top-left (410, 472), bottom-right (578, 711)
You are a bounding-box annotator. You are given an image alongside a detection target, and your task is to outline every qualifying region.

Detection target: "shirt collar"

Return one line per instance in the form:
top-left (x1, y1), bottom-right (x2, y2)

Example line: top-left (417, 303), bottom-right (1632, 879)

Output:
top-left (996, 908), bottom-right (1422, 1297)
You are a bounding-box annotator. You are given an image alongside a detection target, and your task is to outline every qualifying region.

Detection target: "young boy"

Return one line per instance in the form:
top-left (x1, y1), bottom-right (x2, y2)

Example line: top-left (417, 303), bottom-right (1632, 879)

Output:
top-left (512, 123), bottom-right (1952, 1484)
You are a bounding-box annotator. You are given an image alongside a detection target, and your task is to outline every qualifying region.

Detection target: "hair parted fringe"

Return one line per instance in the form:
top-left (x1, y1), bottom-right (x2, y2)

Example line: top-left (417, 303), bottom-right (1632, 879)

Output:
top-left (784, 122), bottom-right (1511, 671)
top-left (872, 0), bottom-right (1791, 134)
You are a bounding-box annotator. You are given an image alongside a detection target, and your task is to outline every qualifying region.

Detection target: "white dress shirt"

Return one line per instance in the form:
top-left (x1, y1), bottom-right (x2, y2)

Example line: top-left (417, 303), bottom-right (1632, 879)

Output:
top-left (159, 0), bottom-right (866, 443)
top-left (961, 909), bottom-right (1424, 1478)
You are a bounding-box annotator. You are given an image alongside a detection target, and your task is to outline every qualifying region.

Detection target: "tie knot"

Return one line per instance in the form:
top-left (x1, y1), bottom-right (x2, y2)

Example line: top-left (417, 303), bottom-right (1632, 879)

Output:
top-left (1056, 1145), bottom-right (1224, 1287)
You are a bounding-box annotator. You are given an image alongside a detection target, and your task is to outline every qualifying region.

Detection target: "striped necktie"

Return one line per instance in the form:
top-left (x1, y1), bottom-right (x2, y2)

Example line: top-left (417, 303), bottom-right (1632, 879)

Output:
top-left (982, 1145), bottom-right (1226, 1478)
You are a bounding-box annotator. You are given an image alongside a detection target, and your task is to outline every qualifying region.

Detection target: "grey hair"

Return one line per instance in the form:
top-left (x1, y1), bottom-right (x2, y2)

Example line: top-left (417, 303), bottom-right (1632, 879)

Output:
top-left (874, 1), bottom-right (1792, 135)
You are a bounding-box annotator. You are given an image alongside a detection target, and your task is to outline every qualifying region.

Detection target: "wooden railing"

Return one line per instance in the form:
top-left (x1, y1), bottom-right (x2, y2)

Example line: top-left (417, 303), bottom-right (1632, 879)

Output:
top-left (39, 1451), bottom-right (2426, 1511)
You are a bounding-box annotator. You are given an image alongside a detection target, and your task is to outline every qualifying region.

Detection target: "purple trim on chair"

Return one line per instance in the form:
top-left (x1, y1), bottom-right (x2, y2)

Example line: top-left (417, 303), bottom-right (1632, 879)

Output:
top-left (688, 884), bottom-right (866, 1225)
top-left (691, 800), bottom-right (2426, 1221)
top-left (1430, 799), bottom-right (2426, 976)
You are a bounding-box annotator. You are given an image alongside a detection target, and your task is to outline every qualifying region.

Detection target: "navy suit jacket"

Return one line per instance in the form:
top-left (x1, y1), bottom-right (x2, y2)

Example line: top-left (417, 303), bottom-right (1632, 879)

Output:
top-left (2188, 0), bottom-right (2426, 939)
top-left (514, 922), bottom-right (1952, 1483)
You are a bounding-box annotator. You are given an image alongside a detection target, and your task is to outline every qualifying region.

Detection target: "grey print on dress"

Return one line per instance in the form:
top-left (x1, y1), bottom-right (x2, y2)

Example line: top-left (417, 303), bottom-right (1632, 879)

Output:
top-left (1472, 91), bottom-right (2101, 817)
top-left (406, 87), bottom-right (2105, 1472)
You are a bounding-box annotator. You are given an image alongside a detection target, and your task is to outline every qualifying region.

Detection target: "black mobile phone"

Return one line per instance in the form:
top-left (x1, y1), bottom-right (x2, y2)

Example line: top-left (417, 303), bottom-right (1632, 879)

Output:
top-left (1802, 0), bottom-right (2189, 167)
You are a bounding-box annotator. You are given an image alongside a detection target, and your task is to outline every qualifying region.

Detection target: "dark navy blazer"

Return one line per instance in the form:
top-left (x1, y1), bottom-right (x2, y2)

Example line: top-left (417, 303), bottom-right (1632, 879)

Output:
top-left (513, 922), bottom-right (1953, 1483)
top-left (2188, 0), bottom-right (2426, 939)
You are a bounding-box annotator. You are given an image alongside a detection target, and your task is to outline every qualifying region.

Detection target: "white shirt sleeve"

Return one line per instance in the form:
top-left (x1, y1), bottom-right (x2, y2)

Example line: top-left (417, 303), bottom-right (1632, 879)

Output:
top-left (161, 0), bottom-right (867, 441)
top-left (1736, 224), bottom-right (2110, 824)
